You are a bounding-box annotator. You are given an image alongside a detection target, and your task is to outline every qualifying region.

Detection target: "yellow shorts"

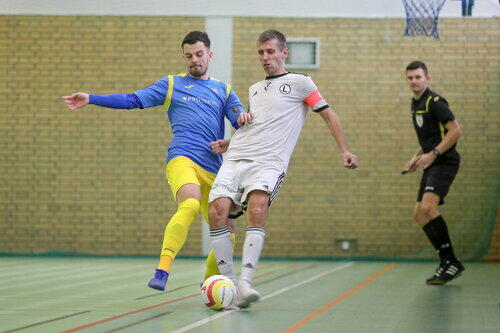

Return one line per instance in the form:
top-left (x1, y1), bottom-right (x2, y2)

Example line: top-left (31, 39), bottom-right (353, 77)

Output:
top-left (166, 156), bottom-right (216, 222)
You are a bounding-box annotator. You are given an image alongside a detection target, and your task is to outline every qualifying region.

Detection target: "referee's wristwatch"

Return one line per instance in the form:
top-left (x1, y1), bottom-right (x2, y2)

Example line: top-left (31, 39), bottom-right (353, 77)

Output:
top-left (432, 148), bottom-right (441, 157)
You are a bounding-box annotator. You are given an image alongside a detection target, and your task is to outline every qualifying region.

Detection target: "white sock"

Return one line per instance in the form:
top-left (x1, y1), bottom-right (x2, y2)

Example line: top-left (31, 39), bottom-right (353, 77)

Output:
top-left (210, 226), bottom-right (236, 283)
top-left (240, 226), bottom-right (266, 285)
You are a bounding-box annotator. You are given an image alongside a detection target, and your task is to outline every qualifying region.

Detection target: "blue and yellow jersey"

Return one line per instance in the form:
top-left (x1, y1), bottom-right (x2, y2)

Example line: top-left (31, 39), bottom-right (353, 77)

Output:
top-left (134, 74), bottom-right (244, 174)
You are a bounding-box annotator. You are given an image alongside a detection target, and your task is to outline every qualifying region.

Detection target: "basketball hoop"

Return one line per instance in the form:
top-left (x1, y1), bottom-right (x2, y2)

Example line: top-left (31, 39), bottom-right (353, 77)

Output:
top-left (402, 0), bottom-right (447, 40)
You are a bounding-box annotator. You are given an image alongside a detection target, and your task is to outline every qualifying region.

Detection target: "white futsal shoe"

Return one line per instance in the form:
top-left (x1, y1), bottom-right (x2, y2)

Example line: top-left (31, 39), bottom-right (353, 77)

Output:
top-left (235, 280), bottom-right (260, 308)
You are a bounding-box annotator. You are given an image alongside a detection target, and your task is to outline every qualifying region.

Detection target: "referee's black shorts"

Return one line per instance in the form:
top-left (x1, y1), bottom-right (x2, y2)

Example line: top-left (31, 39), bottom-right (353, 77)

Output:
top-left (417, 158), bottom-right (460, 205)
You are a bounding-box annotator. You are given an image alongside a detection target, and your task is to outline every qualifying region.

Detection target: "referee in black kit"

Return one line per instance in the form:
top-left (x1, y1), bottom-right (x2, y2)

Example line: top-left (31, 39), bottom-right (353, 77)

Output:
top-left (402, 61), bottom-right (465, 285)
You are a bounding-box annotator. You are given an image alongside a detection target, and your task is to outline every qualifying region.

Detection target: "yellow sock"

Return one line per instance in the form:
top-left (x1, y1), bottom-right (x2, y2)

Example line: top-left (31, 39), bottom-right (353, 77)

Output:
top-left (158, 255), bottom-right (174, 272)
top-left (203, 250), bottom-right (218, 280)
top-left (203, 233), bottom-right (236, 280)
top-left (157, 198), bottom-right (200, 271)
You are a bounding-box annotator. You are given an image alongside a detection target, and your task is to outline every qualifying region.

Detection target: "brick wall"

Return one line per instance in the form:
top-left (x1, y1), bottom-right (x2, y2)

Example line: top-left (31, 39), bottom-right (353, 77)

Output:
top-left (0, 16), bottom-right (205, 256)
top-left (0, 15), bottom-right (498, 260)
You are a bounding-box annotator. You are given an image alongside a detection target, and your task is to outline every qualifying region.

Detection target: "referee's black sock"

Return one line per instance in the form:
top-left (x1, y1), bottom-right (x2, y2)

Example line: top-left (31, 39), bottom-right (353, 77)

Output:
top-left (422, 215), bottom-right (457, 263)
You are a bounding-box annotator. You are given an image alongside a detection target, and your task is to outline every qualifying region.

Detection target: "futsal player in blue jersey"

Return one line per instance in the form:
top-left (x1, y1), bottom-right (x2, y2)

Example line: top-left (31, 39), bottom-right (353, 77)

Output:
top-left (62, 31), bottom-right (244, 291)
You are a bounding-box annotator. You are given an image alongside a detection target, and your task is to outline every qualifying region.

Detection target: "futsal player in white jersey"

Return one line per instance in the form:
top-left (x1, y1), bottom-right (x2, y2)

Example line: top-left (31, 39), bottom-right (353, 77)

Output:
top-left (208, 29), bottom-right (359, 308)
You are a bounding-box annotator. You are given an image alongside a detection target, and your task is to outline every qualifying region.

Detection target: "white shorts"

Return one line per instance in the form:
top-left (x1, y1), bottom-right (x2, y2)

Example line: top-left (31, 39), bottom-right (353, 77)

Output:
top-left (209, 159), bottom-right (285, 218)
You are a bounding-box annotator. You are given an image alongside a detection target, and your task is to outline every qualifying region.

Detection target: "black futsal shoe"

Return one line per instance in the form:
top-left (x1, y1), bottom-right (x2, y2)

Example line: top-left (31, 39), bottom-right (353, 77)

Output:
top-left (426, 260), bottom-right (465, 285)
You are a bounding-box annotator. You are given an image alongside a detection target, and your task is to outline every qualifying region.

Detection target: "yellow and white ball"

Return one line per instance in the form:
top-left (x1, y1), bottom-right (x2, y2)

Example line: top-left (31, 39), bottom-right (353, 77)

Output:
top-left (200, 275), bottom-right (236, 310)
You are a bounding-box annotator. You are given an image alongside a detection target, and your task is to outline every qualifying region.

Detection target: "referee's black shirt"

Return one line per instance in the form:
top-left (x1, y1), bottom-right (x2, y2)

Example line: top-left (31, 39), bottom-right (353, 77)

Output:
top-left (411, 88), bottom-right (459, 161)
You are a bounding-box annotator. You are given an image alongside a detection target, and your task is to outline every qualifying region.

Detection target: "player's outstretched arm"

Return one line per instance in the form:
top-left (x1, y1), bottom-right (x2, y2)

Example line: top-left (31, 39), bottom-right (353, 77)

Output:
top-left (318, 108), bottom-right (358, 169)
top-left (61, 93), bottom-right (89, 109)
top-left (62, 93), bottom-right (145, 110)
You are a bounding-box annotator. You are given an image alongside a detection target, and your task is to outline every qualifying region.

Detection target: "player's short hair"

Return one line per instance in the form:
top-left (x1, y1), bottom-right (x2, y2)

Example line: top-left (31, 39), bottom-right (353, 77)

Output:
top-left (181, 31), bottom-right (211, 49)
top-left (258, 29), bottom-right (287, 50)
top-left (406, 61), bottom-right (428, 75)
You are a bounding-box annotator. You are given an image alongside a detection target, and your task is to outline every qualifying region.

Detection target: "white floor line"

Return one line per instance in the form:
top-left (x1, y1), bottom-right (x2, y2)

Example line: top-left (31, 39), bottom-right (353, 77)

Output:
top-left (171, 261), bottom-right (354, 333)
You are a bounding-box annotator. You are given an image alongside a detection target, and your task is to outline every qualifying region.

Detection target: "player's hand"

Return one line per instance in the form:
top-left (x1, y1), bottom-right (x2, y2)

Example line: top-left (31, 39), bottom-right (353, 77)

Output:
top-left (342, 151), bottom-right (359, 169)
top-left (61, 93), bottom-right (89, 110)
top-left (210, 139), bottom-right (229, 154)
top-left (402, 156), bottom-right (420, 174)
top-left (415, 152), bottom-right (436, 170)
top-left (237, 112), bottom-right (254, 126)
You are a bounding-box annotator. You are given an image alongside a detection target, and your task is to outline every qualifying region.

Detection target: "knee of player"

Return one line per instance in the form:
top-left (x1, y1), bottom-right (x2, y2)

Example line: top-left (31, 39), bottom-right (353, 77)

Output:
top-left (178, 198), bottom-right (201, 216)
top-left (246, 205), bottom-right (267, 224)
top-left (417, 201), bottom-right (438, 219)
top-left (208, 201), bottom-right (226, 226)
top-left (412, 208), bottom-right (420, 222)
top-left (412, 204), bottom-right (421, 221)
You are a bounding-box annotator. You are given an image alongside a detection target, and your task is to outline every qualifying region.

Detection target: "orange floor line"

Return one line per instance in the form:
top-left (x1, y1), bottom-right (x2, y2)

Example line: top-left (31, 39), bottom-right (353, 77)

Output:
top-left (60, 264), bottom-right (297, 332)
top-left (282, 262), bottom-right (397, 333)
top-left (60, 294), bottom-right (198, 333)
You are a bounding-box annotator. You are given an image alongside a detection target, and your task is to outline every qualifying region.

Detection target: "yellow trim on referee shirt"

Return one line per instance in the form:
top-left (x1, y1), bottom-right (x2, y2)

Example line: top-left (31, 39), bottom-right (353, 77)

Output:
top-left (414, 95), bottom-right (433, 114)
top-left (439, 122), bottom-right (445, 139)
top-left (415, 95), bottom-right (446, 137)
top-left (425, 95), bottom-right (432, 113)
top-left (163, 75), bottom-right (174, 111)
top-left (432, 96), bottom-right (445, 138)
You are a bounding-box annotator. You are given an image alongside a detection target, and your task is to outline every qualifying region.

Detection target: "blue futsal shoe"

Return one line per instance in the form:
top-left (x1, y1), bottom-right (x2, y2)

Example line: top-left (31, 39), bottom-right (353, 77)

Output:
top-left (147, 269), bottom-right (169, 291)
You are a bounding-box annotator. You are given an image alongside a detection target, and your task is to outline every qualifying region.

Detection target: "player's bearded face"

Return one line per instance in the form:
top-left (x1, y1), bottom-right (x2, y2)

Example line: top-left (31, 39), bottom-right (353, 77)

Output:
top-left (257, 39), bottom-right (288, 76)
top-left (183, 42), bottom-right (212, 78)
top-left (406, 68), bottom-right (429, 94)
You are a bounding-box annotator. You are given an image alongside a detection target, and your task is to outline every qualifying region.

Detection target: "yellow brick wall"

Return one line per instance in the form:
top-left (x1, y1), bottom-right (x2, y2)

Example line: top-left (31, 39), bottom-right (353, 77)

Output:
top-left (0, 16), bottom-right (205, 255)
top-left (0, 15), bottom-right (498, 260)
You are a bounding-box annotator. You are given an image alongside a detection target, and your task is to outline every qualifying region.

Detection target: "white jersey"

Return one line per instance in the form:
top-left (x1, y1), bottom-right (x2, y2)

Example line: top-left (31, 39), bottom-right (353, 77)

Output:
top-left (225, 72), bottom-right (328, 171)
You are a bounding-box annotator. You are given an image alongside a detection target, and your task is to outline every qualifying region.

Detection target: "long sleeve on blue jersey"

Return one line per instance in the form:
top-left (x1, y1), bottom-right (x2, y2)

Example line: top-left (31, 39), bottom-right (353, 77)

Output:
top-left (224, 90), bottom-right (244, 129)
top-left (133, 78), bottom-right (168, 108)
top-left (89, 94), bottom-right (144, 109)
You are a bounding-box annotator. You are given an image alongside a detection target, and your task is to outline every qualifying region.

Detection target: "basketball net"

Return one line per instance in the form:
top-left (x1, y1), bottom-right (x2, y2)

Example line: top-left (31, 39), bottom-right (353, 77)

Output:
top-left (402, 0), bottom-right (447, 40)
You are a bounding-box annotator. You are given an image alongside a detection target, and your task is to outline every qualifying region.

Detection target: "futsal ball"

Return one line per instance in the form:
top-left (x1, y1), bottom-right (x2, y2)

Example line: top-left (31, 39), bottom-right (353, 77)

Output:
top-left (200, 275), bottom-right (236, 311)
